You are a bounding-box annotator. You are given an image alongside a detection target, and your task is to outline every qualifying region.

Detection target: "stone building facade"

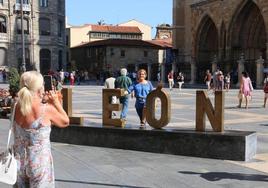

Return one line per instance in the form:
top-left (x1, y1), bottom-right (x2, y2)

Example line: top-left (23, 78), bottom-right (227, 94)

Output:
top-left (173, 0), bottom-right (268, 86)
top-left (71, 39), bottom-right (165, 81)
top-left (119, 19), bottom-right (152, 40)
top-left (67, 24), bottom-right (142, 48)
top-left (0, 0), bottom-right (66, 74)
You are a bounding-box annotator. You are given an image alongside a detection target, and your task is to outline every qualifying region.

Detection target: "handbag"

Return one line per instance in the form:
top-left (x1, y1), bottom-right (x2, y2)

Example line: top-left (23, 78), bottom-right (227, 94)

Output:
top-left (264, 78), bottom-right (268, 93)
top-left (264, 84), bottom-right (268, 93)
top-left (249, 79), bottom-right (254, 92)
top-left (0, 104), bottom-right (17, 185)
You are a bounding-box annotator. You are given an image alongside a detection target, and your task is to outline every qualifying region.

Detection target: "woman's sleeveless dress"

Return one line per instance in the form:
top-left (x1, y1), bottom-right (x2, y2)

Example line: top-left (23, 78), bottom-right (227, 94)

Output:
top-left (13, 104), bottom-right (55, 188)
top-left (242, 77), bottom-right (251, 97)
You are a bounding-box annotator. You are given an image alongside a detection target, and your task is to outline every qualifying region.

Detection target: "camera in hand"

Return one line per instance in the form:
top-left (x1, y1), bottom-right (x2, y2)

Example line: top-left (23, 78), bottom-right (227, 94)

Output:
top-left (44, 75), bottom-right (53, 92)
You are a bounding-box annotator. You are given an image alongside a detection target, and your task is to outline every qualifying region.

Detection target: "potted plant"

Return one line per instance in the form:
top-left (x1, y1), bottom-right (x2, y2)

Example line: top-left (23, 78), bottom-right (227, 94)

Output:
top-left (8, 67), bottom-right (20, 98)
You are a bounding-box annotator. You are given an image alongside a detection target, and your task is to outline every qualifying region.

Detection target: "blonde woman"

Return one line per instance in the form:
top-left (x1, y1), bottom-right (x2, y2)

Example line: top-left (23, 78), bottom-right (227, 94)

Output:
top-left (13, 71), bottom-right (69, 187)
top-left (127, 69), bottom-right (153, 127)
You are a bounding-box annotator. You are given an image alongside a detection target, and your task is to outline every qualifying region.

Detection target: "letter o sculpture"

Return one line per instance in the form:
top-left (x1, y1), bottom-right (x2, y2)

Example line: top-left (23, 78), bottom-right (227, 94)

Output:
top-left (146, 85), bottom-right (171, 129)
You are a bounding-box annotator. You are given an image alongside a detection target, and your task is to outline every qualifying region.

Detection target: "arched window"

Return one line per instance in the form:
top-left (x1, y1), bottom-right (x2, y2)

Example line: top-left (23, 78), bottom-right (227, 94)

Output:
top-left (0, 16), bottom-right (7, 33)
top-left (40, 0), bottom-right (48, 7)
top-left (0, 48), bottom-right (7, 66)
top-left (17, 17), bottom-right (29, 34)
top-left (40, 49), bottom-right (51, 74)
top-left (39, 18), bottom-right (50, 35)
top-left (58, 20), bottom-right (63, 37)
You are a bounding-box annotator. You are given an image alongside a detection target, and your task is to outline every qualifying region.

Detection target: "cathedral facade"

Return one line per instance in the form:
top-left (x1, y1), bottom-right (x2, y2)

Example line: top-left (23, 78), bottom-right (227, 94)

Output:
top-left (173, 0), bottom-right (268, 86)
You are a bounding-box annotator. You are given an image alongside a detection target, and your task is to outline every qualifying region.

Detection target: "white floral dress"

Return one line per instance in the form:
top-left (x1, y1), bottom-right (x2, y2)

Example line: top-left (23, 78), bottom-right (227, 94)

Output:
top-left (13, 104), bottom-right (54, 188)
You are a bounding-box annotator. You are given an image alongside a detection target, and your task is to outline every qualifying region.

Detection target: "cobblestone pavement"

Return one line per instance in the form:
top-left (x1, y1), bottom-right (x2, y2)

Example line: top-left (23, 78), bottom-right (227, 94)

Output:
top-left (1, 84), bottom-right (268, 187)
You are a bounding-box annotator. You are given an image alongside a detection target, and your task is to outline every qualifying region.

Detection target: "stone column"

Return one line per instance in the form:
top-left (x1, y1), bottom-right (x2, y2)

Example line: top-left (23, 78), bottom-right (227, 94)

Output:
top-left (256, 56), bottom-right (264, 88)
top-left (172, 60), bottom-right (177, 73)
top-left (266, 42), bottom-right (268, 64)
top-left (225, 47), bottom-right (231, 72)
top-left (147, 64), bottom-right (151, 81)
top-left (161, 63), bottom-right (165, 83)
top-left (236, 53), bottom-right (245, 87)
top-left (190, 58), bottom-right (196, 84)
top-left (225, 62), bottom-right (231, 74)
top-left (211, 55), bottom-right (217, 73)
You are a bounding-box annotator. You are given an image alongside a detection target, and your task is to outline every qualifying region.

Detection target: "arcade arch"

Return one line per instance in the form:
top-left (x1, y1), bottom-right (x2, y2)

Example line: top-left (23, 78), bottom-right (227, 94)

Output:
top-left (40, 49), bottom-right (51, 74)
top-left (228, 0), bottom-right (267, 83)
top-left (195, 15), bottom-right (218, 82)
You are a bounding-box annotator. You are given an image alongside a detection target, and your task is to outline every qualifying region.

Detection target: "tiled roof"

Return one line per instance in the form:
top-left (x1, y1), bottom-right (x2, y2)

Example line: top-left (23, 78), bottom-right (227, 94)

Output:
top-left (72, 39), bottom-right (165, 49)
top-left (147, 38), bottom-right (173, 48)
top-left (90, 25), bottom-right (142, 34)
top-left (69, 24), bottom-right (142, 34)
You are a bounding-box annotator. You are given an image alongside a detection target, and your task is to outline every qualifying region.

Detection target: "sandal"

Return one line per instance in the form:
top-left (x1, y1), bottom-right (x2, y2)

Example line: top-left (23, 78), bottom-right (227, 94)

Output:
top-left (139, 121), bottom-right (146, 128)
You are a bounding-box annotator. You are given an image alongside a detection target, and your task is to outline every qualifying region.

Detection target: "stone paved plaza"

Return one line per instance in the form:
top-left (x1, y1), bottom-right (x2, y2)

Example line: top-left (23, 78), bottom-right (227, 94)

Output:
top-left (1, 84), bottom-right (268, 187)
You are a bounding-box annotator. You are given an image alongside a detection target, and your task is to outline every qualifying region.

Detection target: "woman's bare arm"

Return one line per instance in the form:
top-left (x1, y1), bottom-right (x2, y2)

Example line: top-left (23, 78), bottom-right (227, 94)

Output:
top-left (46, 91), bottom-right (69, 128)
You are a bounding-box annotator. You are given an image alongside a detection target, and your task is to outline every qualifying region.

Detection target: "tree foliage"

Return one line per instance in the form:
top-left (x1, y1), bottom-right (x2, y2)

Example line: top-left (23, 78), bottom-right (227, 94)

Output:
top-left (8, 67), bottom-right (20, 97)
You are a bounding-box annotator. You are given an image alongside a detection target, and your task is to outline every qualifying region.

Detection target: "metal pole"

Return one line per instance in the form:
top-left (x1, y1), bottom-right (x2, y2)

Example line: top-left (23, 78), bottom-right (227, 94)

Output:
top-left (20, 0), bottom-right (26, 72)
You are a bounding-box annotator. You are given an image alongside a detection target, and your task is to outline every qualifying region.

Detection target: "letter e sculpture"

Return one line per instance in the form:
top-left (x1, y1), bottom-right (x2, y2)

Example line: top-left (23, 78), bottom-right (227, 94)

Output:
top-left (103, 89), bottom-right (125, 127)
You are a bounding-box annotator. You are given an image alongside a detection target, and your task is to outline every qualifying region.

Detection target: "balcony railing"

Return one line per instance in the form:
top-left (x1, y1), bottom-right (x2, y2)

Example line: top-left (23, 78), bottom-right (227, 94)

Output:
top-left (14, 3), bottom-right (31, 12)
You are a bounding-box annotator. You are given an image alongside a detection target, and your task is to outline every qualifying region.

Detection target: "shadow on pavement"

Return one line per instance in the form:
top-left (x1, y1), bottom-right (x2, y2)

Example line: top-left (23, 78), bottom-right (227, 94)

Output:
top-left (225, 106), bottom-right (264, 110)
top-left (55, 179), bottom-right (150, 188)
top-left (259, 123), bottom-right (268, 126)
top-left (179, 171), bottom-right (268, 182)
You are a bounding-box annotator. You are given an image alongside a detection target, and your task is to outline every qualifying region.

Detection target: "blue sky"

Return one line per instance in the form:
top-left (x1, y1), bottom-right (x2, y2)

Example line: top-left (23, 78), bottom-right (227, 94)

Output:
top-left (66, 0), bottom-right (172, 37)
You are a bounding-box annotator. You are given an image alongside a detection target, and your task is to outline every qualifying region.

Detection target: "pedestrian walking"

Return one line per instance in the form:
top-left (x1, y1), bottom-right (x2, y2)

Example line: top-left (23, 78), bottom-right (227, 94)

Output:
top-left (204, 70), bottom-right (212, 90)
top-left (157, 72), bottom-right (161, 83)
top-left (217, 71), bottom-right (224, 91)
top-left (237, 71), bottom-right (253, 109)
top-left (104, 72), bottom-right (117, 104)
top-left (225, 73), bottom-right (231, 92)
top-left (213, 69), bottom-right (220, 91)
top-left (177, 72), bottom-right (184, 90)
top-left (13, 71), bottom-right (69, 187)
top-left (70, 72), bottom-right (75, 86)
top-left (59, 69), bottom-right (65, 84)
top-left (263, 74), bottom-right (268, 107)
top-left (115, 68), bottom-right (132, 121)
top-left (127, 69), bottom-right (153, 128)
top-left (168, 70), bottom-right (174, 91)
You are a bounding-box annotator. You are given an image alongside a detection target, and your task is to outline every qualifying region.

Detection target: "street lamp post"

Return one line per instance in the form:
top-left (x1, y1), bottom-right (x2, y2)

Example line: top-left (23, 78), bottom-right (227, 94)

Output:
top-left (20, 0), bottom-right (26, 73)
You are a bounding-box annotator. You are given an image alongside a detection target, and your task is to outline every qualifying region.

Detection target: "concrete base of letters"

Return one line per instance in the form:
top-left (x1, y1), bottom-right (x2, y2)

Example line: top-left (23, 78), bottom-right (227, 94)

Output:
top-left (51, 125), bottom-right (257, 161)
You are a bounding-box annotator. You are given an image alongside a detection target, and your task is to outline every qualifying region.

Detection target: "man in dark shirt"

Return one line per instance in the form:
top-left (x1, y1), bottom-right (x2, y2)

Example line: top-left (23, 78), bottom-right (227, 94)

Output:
top-left (115, 68), bottom-right (132, 121)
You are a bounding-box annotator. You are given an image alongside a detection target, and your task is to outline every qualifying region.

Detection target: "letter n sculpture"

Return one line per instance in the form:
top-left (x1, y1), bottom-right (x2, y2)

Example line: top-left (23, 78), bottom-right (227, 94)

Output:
top-left (196, 90), bottom-right (224, 132)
